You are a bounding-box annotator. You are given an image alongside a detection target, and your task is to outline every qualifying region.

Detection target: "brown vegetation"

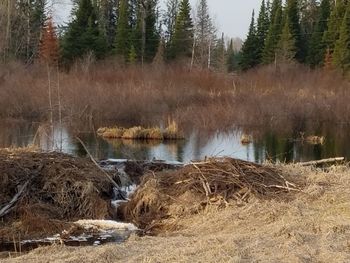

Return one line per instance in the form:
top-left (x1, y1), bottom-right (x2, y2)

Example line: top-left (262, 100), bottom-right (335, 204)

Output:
top-left (97, 122), bottom-right (184, 140)
top-left (118, 158), bottom-right (299, 232)
top-left (4, 164), bottom-right (350, 262)
top-left (0, 148), bottom-right (114, 242)
top-left (0, 62), bottom-right (349, 133)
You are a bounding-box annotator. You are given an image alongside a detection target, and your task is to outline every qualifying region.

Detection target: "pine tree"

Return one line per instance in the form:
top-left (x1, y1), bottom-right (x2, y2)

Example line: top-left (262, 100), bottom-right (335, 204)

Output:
top-left (39, 17), bottom-right (59, 66)
top-left (115, 0), bottom-right (131, 61)
top-left (169, 0), bottom-right (194, 60)
top-left (285, 0), bottom-right (303, 62)
top-left (256, 0), bottom-right (270, 62)
top-left (61, 0), bottom-right (108, 64)
top-left (276, 17), bottom-right (296, 63)
top-left (307, 0), bottom-right (331, 67)
top-left (262, 0), bottom-right (283, 64)
top-left (323, 0), bottom-right (347, 53)
top-left (333, 2), bottom-right (350, 73)
top-left (239, 10), bottom-right (259, 70)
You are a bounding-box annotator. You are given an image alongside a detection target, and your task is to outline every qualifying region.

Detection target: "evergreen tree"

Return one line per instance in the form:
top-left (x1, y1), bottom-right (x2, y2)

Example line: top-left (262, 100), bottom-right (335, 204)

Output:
top-left (276, 17), bottom-right (296, 63)
top-left (115, 0), bottom-right (130, 61)
top-left (194, 0), bottom-right (216, 68)
top-left (285, 0), bottom-right (303, 61)
top-left (163, 0), bottom-right (179, 59)
top-left (323, 0), bottom-right (347, 53)
top-left (256, 0), bottom-right (270, 62)
top-left (262, 0), bottom-right (283, 64)
top-left (307, 0), bottom-right (331, 67)
top-left (169, 0), bottom-right (194, 59)
top-left (97, 0), bottom-right (118, 48)
top-left (129, 0), bottom-right (160, 63)
top-left (333, 2), bottom-right (350, 73)
top-left (144, 0), bottom-right (160, 62)
top-left (212, 33), bottom-right (226, 71)
top-left (61, 0), bottom-right (108, 64)
top-left (299, 0), bottom-right (319, 60)
top-left (239, 10), bottom-right (259, 70)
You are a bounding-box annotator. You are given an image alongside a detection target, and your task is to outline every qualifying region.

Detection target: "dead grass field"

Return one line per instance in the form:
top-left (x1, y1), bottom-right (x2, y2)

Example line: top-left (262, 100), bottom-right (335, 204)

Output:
top-left (3, 164), bottom-right (350, 263)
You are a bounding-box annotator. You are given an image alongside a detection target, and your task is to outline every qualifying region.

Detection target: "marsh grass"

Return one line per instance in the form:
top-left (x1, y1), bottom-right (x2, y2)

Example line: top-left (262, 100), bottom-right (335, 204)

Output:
top-left (1, 62), bottom-right (350, 133)
top-left (97, 124), bottom-right (182, 140)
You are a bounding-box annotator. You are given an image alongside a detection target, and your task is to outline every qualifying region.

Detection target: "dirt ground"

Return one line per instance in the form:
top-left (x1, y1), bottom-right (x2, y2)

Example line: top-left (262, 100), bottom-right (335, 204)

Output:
top-left (3, 163), bottom-right (350, 263)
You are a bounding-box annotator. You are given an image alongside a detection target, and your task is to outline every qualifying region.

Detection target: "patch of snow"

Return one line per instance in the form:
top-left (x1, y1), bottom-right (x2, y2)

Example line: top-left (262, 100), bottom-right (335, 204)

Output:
top-left (75, 220), bottom-right (138, 232)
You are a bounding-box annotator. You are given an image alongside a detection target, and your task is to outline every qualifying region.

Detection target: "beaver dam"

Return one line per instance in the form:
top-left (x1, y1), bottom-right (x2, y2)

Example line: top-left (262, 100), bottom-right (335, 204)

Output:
top-left (2, 148), bottom-right (350, 262)
top-left (0, 148), bottom-right (180, 254)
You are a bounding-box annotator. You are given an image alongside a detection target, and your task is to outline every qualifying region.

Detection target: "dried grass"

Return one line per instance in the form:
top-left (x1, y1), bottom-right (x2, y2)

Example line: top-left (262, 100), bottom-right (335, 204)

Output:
top-left (4, 164), bottom-right (350, 263)
top-left (98, 124), bottom-right (183, 141)
top-left (119, 158), bottom-right (299, 232)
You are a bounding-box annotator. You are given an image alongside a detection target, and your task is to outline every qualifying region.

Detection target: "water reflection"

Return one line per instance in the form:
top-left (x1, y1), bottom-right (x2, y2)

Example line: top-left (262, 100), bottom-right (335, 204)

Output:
top-left (1, 120), bottom-right (350, 163)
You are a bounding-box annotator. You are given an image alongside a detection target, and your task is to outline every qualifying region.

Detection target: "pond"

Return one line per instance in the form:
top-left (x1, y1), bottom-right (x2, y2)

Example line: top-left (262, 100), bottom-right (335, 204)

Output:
top-left (1, 120), bottom-right (350, 163)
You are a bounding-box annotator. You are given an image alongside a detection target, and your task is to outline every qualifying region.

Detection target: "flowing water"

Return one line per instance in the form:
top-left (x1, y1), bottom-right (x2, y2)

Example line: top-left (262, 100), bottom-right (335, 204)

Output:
top-left (2, 120), bottom-right (350, 163)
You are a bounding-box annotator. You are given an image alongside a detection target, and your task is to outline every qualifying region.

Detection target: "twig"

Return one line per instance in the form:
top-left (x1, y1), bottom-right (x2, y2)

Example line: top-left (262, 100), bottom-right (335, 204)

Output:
top-left (0, 181), bottom-right (29, 218)
top-left (298, 157), bottom-right (345, 166)
top-left (75, 137), bottom-right (122, 193)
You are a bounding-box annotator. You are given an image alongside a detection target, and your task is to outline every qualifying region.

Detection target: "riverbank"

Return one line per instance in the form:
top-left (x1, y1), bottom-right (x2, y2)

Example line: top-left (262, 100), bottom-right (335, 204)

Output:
top-left (2, 155), bottom-right (350, 262)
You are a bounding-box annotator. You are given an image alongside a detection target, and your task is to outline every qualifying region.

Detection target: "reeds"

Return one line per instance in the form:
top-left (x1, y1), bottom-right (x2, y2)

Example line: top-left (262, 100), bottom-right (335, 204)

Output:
top-left (97, 123), bottom-right (184, 140)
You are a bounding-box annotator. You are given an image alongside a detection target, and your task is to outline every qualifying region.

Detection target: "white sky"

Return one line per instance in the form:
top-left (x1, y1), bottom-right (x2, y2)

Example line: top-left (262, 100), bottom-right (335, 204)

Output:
top-left (52, 0), bottom-right (262, 39)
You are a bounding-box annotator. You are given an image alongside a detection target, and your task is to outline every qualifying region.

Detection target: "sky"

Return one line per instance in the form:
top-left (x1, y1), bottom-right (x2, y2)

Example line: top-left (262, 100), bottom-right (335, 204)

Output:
top-left (53, 0), bottom-right (262, 39)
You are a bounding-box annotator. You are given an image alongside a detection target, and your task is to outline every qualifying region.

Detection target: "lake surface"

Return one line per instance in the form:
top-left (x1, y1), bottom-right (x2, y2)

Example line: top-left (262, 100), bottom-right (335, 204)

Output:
top-left (1, 120), bottom-right (350, 163)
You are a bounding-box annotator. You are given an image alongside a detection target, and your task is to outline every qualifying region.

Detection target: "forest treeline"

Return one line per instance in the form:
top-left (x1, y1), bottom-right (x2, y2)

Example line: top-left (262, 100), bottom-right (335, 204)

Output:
top-left (0, 0), bottom-right (349, 73)
top-left (0, 0), bottom-right (236, 70)
top-left (240, 0), bottom-right (350, 73)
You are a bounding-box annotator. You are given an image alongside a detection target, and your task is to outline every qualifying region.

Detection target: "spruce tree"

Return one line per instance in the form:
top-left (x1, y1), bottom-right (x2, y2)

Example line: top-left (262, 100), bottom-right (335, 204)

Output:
top-left (256, 0), bottom-right (270, 63)
top-left (163, 0), bottom-right (179, 59)
top-left (333, 2), bottom-right (350, 73)
top-left (323, 0), bottom-right (347, 53)
top-left (169, 0), bottom-right (194, 59)
top-left (276, 17), bottom-right (296, 63)
top-left (61, 0), bottom-right (108, 64)
top-left (115, 0), bottom-right (131, 61)
top-left (285, 0), bottom-right (303, 62)
top-left (307, 0), bottom-right (331, 67)
top-left (144, 0), bottom-right (160, 62)
top-left (299, 0), bottom-right (318, 61)
top-left (239, 10), bottom-right (259, 70)
top-left (262, 0), bottom-right (283, 64)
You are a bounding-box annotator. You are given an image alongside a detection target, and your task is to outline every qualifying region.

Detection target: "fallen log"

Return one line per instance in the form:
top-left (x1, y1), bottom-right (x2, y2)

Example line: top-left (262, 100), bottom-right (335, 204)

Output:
top-left (298, 157), bottom-right (345, 167)
top-left (0, 181), bottom-right (29, 218)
